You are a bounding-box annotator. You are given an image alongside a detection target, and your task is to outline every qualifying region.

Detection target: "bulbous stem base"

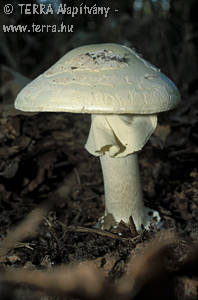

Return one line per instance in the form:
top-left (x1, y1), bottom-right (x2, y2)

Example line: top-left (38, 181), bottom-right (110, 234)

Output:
top-left (99, 153), bottom-right (161, 231)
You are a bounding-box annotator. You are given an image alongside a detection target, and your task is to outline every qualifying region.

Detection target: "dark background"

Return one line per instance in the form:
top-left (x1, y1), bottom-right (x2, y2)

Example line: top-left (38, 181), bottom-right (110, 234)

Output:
top-left (0, 1), bottom-right (198, 299)
top-left (1, 0), bottom-right (198, 96)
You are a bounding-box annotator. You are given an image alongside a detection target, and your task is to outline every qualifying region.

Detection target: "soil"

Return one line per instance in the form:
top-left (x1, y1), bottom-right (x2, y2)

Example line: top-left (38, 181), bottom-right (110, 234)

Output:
top-left (0, 1), bottom-right (198, 297)
top-left (0, 75), bottom-right (198, 299)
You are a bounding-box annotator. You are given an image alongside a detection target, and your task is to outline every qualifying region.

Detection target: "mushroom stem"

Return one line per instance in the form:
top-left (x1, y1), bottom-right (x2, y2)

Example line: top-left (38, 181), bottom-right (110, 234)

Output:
top-left (100, 152), bottom-right (146, 230)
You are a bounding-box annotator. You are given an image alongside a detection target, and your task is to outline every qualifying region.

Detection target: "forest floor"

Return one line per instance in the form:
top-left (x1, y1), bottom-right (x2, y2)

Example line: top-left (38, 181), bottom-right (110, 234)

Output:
top-left (0, 67), bottom-right (198, 299)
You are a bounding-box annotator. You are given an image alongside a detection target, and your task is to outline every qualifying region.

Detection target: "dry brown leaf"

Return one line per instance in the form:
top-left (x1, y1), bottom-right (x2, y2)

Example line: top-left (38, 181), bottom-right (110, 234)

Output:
top-left (0, 264), bottom-right (105, 299)
top-left (0, 204), bottom-right (50, 259)
top-left (116, 231), bottom-right (177, 298)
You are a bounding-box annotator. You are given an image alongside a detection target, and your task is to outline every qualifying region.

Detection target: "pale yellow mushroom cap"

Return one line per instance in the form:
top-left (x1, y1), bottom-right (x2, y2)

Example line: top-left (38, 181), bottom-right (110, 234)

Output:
top-left (15, 43), bottom-right (180, 114)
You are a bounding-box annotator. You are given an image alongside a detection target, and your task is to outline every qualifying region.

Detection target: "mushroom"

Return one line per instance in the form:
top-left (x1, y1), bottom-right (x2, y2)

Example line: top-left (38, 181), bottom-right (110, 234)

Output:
top-left (14, 43), bottom-right (180, 231)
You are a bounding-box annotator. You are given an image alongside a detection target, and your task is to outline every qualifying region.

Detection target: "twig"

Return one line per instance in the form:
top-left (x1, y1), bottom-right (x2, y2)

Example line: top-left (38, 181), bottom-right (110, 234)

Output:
top-left (63, 224), bottom-right (131, 241)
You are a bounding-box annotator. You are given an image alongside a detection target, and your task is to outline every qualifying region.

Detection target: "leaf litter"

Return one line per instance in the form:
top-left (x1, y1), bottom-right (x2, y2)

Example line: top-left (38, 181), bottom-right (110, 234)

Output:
top-left (0, 62), bottom-right (198, 300)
